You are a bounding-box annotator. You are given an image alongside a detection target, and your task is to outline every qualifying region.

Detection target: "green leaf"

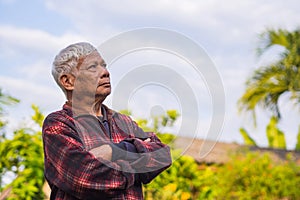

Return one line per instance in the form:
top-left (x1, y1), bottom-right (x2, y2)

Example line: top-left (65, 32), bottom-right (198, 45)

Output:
top-left (239, 128), bottom-right (257, 146)
top-left (266, 116), bottom-right (286, 149)
top-left (295, 126), bottom-right (300, 151)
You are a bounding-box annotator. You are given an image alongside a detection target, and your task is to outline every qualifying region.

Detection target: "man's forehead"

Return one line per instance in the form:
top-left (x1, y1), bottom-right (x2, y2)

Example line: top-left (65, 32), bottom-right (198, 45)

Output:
top-left (75, 51), bottom-right (104, 70)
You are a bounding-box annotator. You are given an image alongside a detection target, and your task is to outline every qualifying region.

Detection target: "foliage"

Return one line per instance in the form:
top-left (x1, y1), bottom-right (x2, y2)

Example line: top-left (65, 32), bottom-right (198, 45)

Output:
top-left (131, 110), bottom-right (300, 200)
top-left (0, 89), bottom-right (19, 138)
top-left (239, 128), bottom-right (257, 146)
top-left (211, 152), bottom-right (300, 200)
top-left (0, 105), bottom-right (45, 199)
top-left (0, 89), bottom-right (19, 114)
top-left (0, 99), bottom-right (299, 200)
top-left (129, 109), bottom-right (203, 200)
top-left (238, 28), bottom-right (300, 151)
top-left (145, 136), bottom-right (300, 200)
top-left (266, 116), bottom-right (286, 149)
top-left (240, 116), bottom-right (287, 149)
top-left (143, 155), bottom-right (205, 200)
top-left (0, 89), bottom-right (20, 190)
top-left (296, 126), bottom-right (300, 151)
top-left (133, 110), bottom-right (180, 134)
top-left (238, 28), bottom-right (300, 120)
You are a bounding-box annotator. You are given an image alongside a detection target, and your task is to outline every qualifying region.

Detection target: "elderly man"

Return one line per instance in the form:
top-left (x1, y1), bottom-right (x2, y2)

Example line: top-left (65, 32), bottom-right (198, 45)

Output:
top-left (42, 42), bottom-right (172, 200)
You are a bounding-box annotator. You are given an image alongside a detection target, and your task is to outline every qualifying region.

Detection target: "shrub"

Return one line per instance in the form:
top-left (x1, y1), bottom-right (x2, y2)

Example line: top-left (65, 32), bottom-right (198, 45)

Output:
top-left (211, 152), bottom-right (300, 200)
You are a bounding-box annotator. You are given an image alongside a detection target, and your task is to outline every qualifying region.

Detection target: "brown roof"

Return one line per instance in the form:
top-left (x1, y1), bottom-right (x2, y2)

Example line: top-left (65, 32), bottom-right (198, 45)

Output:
top-left (174, 137), bottom-right (300, 164)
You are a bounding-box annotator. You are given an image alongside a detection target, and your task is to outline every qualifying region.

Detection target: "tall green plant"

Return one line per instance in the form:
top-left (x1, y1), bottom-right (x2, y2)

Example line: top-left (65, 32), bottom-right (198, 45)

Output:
top-left (239, 128), bottom-right (257, 146)
top-left (0, 88), bottom-right (19, 191)
top-left (0, 105), bottom-right (45, 199)
top-left (238, 28), bottom-right (300, 150)
top-left (266, 116), bottom-right (286, 149)
top-left (239, 117), bottom-right (287, 149)
top-left (296, 126), bottom-right (300, 151)
top-left (0, 88), bottom-right (19, 138)
top-left (238, 28), bottom-right (300, 120)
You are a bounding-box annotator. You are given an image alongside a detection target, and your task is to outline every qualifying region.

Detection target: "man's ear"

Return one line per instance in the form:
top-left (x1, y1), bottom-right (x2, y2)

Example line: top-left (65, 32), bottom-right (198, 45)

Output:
top-left (60, 74), bottom-right (75, 91)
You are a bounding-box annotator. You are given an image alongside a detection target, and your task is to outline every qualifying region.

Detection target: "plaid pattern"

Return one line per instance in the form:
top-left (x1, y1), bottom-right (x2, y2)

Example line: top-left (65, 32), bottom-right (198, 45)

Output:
top-left (42, 104), bottom-right (171, 200)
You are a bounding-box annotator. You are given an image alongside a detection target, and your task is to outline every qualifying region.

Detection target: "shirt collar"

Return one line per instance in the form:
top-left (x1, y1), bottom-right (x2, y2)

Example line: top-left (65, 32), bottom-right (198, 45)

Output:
top-left (62, 102), bottom-right (115, 121)
top-left (99, 105), bottom-right (108, 122)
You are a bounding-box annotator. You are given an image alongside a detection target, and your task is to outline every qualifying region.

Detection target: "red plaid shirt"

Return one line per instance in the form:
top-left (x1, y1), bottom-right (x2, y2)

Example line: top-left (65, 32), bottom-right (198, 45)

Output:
top-left (42, 103), bottom-right (171, 200)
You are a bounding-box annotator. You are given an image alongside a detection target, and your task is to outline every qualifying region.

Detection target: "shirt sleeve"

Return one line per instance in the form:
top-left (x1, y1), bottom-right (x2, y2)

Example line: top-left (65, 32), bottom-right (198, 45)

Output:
top-left (111, 141), bottom-right (139, 162)
top-left (128, 134), bottom-right (172, 184)
top-left (42, 113), bottom-right (135, 199)
top-left (114, 114), bottom-right (172, 184)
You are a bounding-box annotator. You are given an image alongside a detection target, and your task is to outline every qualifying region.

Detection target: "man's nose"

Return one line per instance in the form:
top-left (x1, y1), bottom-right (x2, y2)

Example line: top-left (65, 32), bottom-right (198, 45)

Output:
top-left (100, 67), bottom-right (110, 79)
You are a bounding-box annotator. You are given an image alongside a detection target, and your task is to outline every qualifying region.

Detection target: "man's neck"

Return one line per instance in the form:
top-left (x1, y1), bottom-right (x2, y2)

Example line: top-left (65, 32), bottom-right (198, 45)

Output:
top-left (65, 99), bottom-right (103, 117)
top-left (93, 102), bottom-right (103, 117)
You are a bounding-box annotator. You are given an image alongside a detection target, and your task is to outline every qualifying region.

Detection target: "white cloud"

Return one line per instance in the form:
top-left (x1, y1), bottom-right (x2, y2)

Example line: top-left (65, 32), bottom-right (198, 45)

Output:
top-left (0, 25), bottom-right (87, 113)
top-left (0, 74), bottom-right (64, 112)
top-left (0, 25), bottom-right (93, 107)
top-left (0, 25), bottom-right (89, 60)
top-left (43, 0), bottom-right (300, 63)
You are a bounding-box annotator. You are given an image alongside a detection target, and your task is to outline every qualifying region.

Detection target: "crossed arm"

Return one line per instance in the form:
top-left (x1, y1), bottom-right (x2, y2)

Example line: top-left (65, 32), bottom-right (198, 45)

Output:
top-left (42, 112), bottom-right (171, 198)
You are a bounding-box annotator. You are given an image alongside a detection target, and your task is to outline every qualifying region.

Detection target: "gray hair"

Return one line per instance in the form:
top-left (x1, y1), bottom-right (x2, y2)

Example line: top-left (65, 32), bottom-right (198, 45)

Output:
top-left (52, 42), bottom-right (97, 94)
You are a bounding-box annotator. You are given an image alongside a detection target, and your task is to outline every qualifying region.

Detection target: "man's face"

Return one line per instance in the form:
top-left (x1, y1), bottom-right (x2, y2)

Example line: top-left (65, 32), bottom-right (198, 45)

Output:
top-left (74, 51), bottom-right (111, 100)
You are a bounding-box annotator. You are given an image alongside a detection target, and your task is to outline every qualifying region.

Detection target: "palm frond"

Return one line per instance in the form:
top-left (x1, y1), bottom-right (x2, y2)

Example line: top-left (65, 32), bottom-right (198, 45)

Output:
top-left (239, 28), bottom-right (300, 122)
top-left (238, 64), bottom-right (289, 118)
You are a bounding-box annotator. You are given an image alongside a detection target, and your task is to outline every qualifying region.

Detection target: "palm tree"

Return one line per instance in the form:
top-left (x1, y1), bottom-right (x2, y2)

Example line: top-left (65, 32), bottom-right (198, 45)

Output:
top-left (238, 28), bottom-right (300, 121)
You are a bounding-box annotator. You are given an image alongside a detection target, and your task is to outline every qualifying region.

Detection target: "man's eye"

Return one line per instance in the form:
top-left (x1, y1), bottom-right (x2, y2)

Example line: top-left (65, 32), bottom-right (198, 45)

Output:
top-left (87, 65), bottom-right (97, 70)
top-left (101, 63), bottom-right (107, 68)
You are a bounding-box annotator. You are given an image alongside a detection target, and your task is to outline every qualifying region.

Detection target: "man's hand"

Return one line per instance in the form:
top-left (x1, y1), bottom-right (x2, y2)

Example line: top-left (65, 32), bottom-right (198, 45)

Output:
top-left (89, 144), bottom-right (112, 161)
top-left (144, 138), bottom-right (151, 142)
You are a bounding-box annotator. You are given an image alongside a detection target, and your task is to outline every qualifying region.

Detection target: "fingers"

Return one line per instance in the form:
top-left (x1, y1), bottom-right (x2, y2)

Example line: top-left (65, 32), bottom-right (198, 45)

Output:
top-left (144, 138), bottom-right (151, 142)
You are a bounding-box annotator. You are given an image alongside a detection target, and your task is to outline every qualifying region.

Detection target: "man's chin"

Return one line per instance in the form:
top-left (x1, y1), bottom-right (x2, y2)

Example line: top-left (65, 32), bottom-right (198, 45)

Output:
top-left (95, 91), bottom-right (111, 99)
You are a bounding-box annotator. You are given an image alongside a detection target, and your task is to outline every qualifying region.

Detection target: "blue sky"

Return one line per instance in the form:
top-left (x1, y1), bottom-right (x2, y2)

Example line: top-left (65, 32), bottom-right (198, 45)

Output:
top-left (1, 0), bottom-right (300, 149)
top-left (0, 0), bottom-right (72, 34)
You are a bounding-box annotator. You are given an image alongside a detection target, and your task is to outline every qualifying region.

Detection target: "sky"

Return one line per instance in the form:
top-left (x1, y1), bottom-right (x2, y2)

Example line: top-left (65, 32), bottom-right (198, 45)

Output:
top-left (1, 0), bottom-right (300, 149)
